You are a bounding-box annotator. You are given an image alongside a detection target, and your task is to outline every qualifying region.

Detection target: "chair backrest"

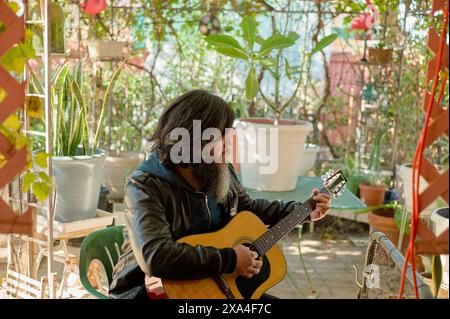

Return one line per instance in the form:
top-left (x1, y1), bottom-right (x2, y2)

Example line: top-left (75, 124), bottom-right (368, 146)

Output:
top-left (3, 269), bottom-right (48, 299)
top-left (79, 225), bottom-right (125, 299)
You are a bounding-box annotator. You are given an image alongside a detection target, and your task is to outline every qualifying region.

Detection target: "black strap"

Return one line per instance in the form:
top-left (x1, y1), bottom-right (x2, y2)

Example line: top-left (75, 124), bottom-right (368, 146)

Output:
top-left (214, 275), bottom-right (236, 299)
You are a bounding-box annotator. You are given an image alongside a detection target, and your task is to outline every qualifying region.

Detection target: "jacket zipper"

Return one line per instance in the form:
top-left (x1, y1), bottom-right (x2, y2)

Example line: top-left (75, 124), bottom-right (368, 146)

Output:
top-left (200, 192), bottom-right (212, 230)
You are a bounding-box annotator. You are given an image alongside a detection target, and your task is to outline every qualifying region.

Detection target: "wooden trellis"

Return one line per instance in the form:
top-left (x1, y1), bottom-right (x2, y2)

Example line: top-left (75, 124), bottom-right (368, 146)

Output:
top-left (415, 0), bottom-right (449, 255)
top-left (0, 0), bottom-right (33, 235)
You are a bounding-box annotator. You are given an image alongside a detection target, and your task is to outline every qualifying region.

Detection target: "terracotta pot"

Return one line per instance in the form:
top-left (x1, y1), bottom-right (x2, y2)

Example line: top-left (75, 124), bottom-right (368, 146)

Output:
top-left (368, 209), bottom-right (407, 250)
top-left (368, 48), bottom-right (393, 65)
top-left (359, 183), bottom-right (386, 206)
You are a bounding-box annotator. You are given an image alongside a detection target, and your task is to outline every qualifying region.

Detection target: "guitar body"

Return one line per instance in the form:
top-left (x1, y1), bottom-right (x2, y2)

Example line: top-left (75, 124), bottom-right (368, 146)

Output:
top-left (161, 211), bottom-right (287, 299)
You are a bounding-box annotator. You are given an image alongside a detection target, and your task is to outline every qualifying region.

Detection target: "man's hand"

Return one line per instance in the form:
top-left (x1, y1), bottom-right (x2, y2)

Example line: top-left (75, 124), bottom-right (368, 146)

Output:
top-left (310, 188), bottom-right (332, 221)
top-left (233, 244), bottom-right (262, 278)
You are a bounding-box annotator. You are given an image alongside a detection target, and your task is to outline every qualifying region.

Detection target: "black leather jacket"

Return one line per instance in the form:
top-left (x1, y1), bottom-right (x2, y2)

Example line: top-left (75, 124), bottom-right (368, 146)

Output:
top-left (108, 153), bottom-right (305, 299)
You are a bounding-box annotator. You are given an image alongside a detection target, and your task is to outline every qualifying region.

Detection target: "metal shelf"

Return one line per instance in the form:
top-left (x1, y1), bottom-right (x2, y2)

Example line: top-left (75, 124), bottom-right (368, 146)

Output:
top-left (26, 20), bottom-right (45, 25)
top-left (23, 130), bottom-right (46, 137)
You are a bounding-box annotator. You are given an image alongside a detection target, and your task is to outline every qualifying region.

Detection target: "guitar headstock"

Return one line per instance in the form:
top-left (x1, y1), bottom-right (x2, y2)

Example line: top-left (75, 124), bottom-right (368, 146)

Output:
top-left (321, 170), bottom-right (347, 199)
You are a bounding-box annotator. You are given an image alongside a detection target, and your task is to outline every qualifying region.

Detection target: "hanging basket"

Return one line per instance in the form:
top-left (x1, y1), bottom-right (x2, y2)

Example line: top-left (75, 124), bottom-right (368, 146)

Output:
top-left (367, 48), bottom-right (393, 65)
top-left (49, 2), bottom-right (66, 54)
top-left (86, 39), bottom-right (125, 61)
top-left (199, 14), bottom-right (221, 36)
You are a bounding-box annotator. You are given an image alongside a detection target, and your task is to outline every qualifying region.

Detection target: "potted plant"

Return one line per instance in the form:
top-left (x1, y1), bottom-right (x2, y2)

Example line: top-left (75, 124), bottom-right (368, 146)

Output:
top-left (80, 0), bottom-right (124, 61)
top-left (367, 43), bottom-right (393, 65)
top-left (103, 150), bottom-right (145, 200)
top-left (49, 1), bottom-right (66, 54)
top-left (205, 15), bottom-right (337, 191)
top-left (86, 39), bottom-right (126, 61)
top-left (431, 207), bottom-right (449, 297)
top-left (359, 129), bottom-right (392, 206)
top-left (297, 143), bottom-right (320, 176)
top-left (49, 62), bottom-right (122, 222)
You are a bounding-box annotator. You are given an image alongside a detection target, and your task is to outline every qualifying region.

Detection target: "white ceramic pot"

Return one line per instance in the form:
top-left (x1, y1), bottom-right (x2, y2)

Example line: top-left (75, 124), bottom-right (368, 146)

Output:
top-left (141, 138), bottom-right (155, 157)
top-left (86, 39), bottom-right (125, 60)
top-left (398, 164), bottom-right (438, 216)
top-left (103, 151), bottom-right (145, 200)
top-left (52, 151), bottom-right (106, 222)
top-left (297, 143), bottom-right (320, 176)
top-left (235, 118), bottom-right (312, 191)
top-left (431, 207), bottom-right (449, 291)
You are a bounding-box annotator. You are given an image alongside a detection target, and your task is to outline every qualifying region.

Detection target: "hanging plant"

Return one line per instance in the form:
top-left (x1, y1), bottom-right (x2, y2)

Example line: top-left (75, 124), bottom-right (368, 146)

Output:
top-left (199, 14), bottom-right (221, 36)
top-left (49, 1), bottom-right (65, 54)
top-left (81, 0), bottom-right (107, 15)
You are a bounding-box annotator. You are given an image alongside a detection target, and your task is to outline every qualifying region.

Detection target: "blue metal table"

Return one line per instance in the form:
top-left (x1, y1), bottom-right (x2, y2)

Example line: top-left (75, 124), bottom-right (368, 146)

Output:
top-left (241, 176), bottom-right (368, 227)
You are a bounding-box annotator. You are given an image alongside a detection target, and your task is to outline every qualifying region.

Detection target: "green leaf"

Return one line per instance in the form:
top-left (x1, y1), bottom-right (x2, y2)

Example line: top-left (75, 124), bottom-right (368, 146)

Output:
top-left (38, 171), bottom-right (51, 184)
top-left (204, 35), bottom-right (249, 60)
top-left (258, 34), bottom-right (295, 57)
top-left (53, 62), bottom-right (70, 91)
top-left (245, 66), bottom-right (258, 100)
top-left (432, 256), bottom-right (443, 298)
top-left (394, 205), bottom-right (410, 235)
top-left (32, 181), bottom-right (49, 202)
top-left (310, 33), bottom-right (338, 56)
top-left (7, 1), bottom-right (20, 13)
top-left (35, 152), bottom-right (49, 168)
top-left (22, 172), bottom-right (36, 193)
top-left (3, 114), bottom-right (21, 130)
top-left (240, 15), bottom-right (257, 50)
top-left (29, 69), bottom-right (44, 95)
top-left (255, 35), bottom-right (264, 44)
top-left (94, 63), bottom-right (124, 151)
top-left (260, 57), bottom-right (276, 69)
top-left (285, 58), bottom-right (292, 80)
top-left (286, 31), bottom-right (300, 42)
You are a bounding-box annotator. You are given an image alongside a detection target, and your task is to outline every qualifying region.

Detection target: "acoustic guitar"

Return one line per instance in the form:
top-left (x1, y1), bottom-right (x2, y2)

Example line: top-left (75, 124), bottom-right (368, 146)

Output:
top-left (153, 170), bottom-right (347, 299)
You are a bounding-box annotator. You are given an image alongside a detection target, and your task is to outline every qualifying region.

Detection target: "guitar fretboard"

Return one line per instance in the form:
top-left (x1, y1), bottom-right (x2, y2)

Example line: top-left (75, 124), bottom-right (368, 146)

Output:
top-left (250, 186), bottom-right (330, 255)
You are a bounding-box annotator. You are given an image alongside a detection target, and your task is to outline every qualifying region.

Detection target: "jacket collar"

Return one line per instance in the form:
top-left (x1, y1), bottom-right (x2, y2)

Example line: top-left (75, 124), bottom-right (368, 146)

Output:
top-left (137, 152), bottom-right (195, 191)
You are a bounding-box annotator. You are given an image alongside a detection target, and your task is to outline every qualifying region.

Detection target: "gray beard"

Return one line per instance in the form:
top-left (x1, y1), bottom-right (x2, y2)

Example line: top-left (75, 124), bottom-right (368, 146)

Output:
top-left (192, 162), bottom-right (230, 203)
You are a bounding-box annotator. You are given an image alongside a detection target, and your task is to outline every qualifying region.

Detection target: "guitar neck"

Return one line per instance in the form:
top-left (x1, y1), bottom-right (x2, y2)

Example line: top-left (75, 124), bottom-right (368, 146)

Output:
top-left (251, 186), bottom-right (331, 255)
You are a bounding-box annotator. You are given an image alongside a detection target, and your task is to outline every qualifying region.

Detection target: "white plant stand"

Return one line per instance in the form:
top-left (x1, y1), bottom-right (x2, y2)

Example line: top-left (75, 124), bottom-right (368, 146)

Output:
top-left (28, 209), bottom-right (115, 298)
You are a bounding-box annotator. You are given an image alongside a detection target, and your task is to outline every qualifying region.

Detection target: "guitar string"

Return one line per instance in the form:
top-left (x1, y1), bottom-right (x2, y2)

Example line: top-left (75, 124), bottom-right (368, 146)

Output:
top-left (249, 176), bottom-right (343, 254)
top-left (252, 183), bottom-right (338, 254)
top-left (251, 195), bottom-right (320, 254)
top-left (258, 198), bottom-right (315, 253)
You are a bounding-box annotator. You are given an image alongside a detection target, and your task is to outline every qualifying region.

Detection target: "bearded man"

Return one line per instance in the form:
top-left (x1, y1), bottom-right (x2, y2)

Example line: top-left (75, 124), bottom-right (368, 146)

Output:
top-left (109, 90), bottom-right (331, 299)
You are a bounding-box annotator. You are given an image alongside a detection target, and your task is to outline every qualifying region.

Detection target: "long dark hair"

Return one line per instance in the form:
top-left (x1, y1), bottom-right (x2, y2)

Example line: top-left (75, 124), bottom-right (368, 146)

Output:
top-left (150, 89), bottom-right (235, 165)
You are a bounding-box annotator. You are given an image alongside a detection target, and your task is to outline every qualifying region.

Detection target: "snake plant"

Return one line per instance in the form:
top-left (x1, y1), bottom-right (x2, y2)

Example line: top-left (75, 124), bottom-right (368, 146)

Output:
top-left (51, 62), bottom-right (123, 156)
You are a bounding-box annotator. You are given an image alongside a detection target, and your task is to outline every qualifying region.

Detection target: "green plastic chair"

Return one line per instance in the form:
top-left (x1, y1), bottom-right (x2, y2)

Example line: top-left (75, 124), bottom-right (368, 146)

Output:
top-left (79, 225), bottom-right (125, 299)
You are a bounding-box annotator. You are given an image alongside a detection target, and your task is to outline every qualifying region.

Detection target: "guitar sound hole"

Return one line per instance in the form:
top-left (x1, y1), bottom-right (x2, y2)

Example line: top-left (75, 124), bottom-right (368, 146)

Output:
top-left (235, 254), bottom-right (270, 299)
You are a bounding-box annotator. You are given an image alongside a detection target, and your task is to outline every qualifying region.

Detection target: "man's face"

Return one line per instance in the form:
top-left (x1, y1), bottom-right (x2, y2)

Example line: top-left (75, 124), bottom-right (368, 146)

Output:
top-left (190, 129), bottom-right (231, 202)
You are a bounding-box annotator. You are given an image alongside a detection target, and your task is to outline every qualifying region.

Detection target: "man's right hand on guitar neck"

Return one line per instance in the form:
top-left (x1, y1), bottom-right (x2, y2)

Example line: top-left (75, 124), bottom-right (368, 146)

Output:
top-left (233, 244), bottom-right (262, 278)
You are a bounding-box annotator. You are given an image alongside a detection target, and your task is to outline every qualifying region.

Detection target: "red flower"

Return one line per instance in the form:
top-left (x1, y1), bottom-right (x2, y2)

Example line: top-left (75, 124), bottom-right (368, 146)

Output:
top-left (349, 13), bottom-right (371, 31)
top-left (81, 0), bottom-right (107, 15)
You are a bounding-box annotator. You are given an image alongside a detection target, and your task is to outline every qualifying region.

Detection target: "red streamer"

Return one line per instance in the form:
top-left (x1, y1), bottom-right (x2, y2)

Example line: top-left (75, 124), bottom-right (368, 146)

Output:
top-left (398, 3), bottom-right (449, 299)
